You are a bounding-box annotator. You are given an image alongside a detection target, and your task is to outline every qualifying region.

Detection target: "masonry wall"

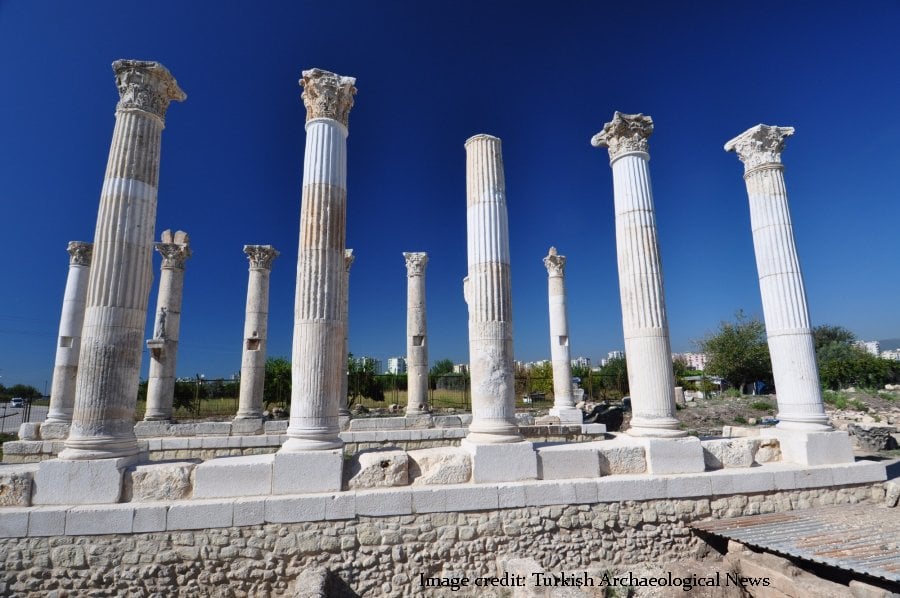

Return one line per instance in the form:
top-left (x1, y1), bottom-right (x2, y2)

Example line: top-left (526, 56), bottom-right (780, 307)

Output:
top-left (0, 483), bottom-right (885, 597)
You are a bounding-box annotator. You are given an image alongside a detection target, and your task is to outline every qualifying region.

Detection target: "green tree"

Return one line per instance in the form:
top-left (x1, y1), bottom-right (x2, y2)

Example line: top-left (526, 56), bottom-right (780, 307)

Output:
top-left (263, 357), bottom-right (291, 407)
top-left (700, 312), bottom-right (772, 392)
top-left (525, 361), bottom-right (554, 396)
top-left (348, 353), bottom-right (385, 403)
top-left (598, 357), bottom-right (629, 397)
top-left (429, 359), bottom-right (455, 377)
top-left (813, 326), bottom-right (897, 390)
top-left (813, 325), bottom-right (856, 352)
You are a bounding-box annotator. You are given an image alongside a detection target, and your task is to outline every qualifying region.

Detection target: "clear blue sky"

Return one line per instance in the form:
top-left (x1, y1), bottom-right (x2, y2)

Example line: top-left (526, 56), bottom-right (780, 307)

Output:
top-left (2, 1), bottom-right (899, 389)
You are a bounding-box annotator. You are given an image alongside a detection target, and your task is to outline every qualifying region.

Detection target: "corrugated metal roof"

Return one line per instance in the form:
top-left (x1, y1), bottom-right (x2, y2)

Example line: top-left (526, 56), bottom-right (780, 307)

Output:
top-left (691, 504), bottom-right (900, 584)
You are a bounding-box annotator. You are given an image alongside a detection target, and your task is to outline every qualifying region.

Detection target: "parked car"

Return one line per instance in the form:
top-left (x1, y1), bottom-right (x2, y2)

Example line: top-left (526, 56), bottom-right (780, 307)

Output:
top-left (10, 397), bottom-right (25, 408)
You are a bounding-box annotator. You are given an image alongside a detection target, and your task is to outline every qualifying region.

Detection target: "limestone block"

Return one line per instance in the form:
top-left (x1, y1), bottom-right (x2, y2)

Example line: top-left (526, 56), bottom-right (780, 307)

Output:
top-left (354, 488), bottom-right (412, 516)
top-left (848, 423), bottom-right (899, 452)
top-left (132, 504), bottom-right (167, 533)
top-left (27, 506), bottom-right (67, 536)
top-left (885, 482), bottom-right (900, 508)
top-left (325, 493), bottom-right (356, 520)
top-left (708, 469), bottom-right (776, 495)
top-left (720, 425), bottom-right (760, 438)
top-left (264, 420), bottom-right (289, 434)
top-left (764, 429), bottom-right (854, 466)
top-left (193, 454), bottom-right (274, 498)
top-left (0, 510), bottom-right (28, 537)
top-left (133, 421), bottom-right (173, 438)
top-left (597, 475), bottom-right (667, 502)
top-left (346, 449), bottom-right (409, 489)
top-left (581, 423), bottom-right (607, 435)
top-left (38, 422), bottom-right (70, 440)
top-left (0, 464), bottom-right (37, 507)
top-left (702, 438), bottom-right (761, 469)
top-left (32, 456), bottom-right (136, 505)
top-left (65, 504), bottom-right (134, 535)
top-left (458, 414), bottom-right (473, 425)
top-left (596, 440), bottom-right (647, 475)
top-left (514, 413), bottom-right (535, 426)
top-left (829, 461), bottom-right (887, 485)
top-left (17, 422), bottom-right (41, 440)
top-left (461, 440), bottom-right (537, 483)
top-left (407, 447), bottom-right (471, 485)
top-left (231, 418), bottom-right (265, 436)
top-left (233, 497), bottom-right (266, 526)
top-left (405, 415), bottom-right (433, 429)
top-left (124, 461), bottom-right (196, 502)
top-left (497, 483), bottom-right (526, 508)
top-left (411, 485), bottom-right (498, 513)
top-left (642, 437), bottom-right (705, 474)
top-left (536, 443), bottom-right (600, 479)
top-left (433, 415), bottom-right (462, 428)
top-left (265, 495), bottom-right (327, 523)
top-left (167, 499), bottom-right (234, 530)
top-left (755, 438), bottom-right (782, 463)
top-left (272, 449), bottom-right (342, 494)
top-left (534, 415), bottom-right (560, 426)
top-left (666, 473), bottom-right (712, 498)
top-left (525, 480), bottom-right (595, 507)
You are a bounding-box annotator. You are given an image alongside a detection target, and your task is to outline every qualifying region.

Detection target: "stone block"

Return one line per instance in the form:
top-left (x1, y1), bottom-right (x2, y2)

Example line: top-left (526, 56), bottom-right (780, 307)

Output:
top-left (264, 420), bottom-right (288, 434)
top-left (65, 504), bottom-right (134, 535)
top-left (241, 435), bottom-right (269, 448)
top-left (702, 438), bottom-right (760, 469)
top-left (829, 461), bottom-right (887, 485)
top-left (764, 429), bottom-right (854, 466)
top-left (755, 438), bottom-right (782, 463)
top-left (581, 423), bottom-right (607, 435)
top-left (133, 421), bottom-right (173, 438)
top-left (132, 504), bottom-right (167, 533)
top-left (597, 475), bottom-right (667, 502)
top-left (124, 461), bottom-right (196, 502)
top-left (0, 510), bottom-right (29, 538)
top-left (412, 485), bottom-right (498, 513)
top-left (720, 425), bottom-right (760, 438)
top-left (39, 422), bottom-right (70, 440)
top-left (167, 499), bottom-right (233, 530)
top-left (596, 439), bottom-right (647, 475)
top-left (1, 441), bottom-right (41, 455)
top-left (666, 473), bottom-right (712, 498)
top-left (32, 456), bottom-right (136, 505)
top-left (772, 465), bottom-right (834, 490)
top-left (524, 480), bottom-right (579, 507)
top-left (708, 470), bottom-right (776, 495)
top-left (355, 488), bottom-right (413, 516)
top-left (265, 495), bottom-right (326, 523)
top-left (433, 415), bottom-right (462, 428)
top-left (642, 437), bottom-right (705, 474)
top-left (193, 454), bottom-right (273, 498)
top-left (461, 440), bottom-right (537, 483)
top-left (272, 449), bottom-right (343, 494)
top-left (408, 447), bottom-right (471, 485)
top-left (231, 418), bottom-right (264, 436)
top-left (0, 464), bottom-right (37, 507)
top-left (192, 422), bottom-right (232, 436)
top-left (17, 422), bottom-right (41, 440)
top-left (849, 579), bottom-right (900, 598)
top-left (346, 449), bottom-right (408, 489)
top-left (548, 407), bottom-right (583, 424)
top-left (233, 497), bottom-right (267, 526)
top-left (28, 506), bottom-right (67, 536)
top-left (536, 443), bottom-right (600, 480)
top-left (497, 483), bottom-right (526, 508)
top-left (405, 415), bottom-right (433, 429)
top-left (459, 414), bottom-right (473, 425)
top-left (848, 423), bottom-right (899, 452)
top-left (161, 437), bottom-right (189, 450)
top-left (325, 493), bottom-right (356, 520)
top-left (200, 437), bottom-right (229, 449)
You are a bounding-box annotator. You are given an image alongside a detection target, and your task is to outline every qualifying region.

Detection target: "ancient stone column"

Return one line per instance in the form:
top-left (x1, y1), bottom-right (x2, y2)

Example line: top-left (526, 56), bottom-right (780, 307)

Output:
top-left (592, 112), bottom-right (684, 438)
top-left (144, 231), bottom-right (191, 422)
top-left (404, 252), bottom-right (429, 416)
top-left (725, 125), bottom-right (830, 431)
top-left (338, 248), bottom-right (354, 418)
top-left (463, 135), bottom-right (521, 444)
top-left (235, 245), bottom-right (279, 421)
top-left (59, 60), bottom-right (185, 460)
top-left (44, 242), bottom-right (93, 431)
top-left (543, 247), bottom-right (581, 423)
top-left (281, 68), bottom-right (356, 452)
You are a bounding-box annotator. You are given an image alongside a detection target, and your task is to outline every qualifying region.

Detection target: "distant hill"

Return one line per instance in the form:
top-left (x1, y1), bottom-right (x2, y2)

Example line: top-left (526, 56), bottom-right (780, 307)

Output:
top-left (879, 338), bottom-right (900, 351)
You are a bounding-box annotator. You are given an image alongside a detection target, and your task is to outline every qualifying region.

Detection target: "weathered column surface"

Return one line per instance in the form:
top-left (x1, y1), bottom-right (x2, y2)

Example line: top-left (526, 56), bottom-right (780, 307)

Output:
top-left (44, 242), bottom-right (93, 429)
top-left (725, 125), bottom-right (829, 431)
top-left (144, 230), bottom-right (191, 422)
top-left (282, 68), bottom-right (356, 452)
top-left (60, 60), bottom-right (185, 460)
top-left (544, 247), bottom-right (580, 422)
top-left (235, 245), bottom-right (279, 421)
top-left (592, 112), bottom-right (684, 438)
top-left (338, 249), bottom-right (354, 418)
top-left (464, 135), bottom-right (521, 444)
top-left (404, 252), bottom-right (429, 416)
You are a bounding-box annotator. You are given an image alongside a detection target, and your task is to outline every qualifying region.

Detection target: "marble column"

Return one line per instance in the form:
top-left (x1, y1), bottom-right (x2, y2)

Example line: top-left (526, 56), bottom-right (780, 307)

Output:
top-left (404, 252), bottom-right (429, 416)
top-left (44, 242), bottom-right (93, 430)
top-left (725, 125), bottom-right (830, 431)
top-left (463, 135), bottom-right (521, 444)
top-left (338, 248), bottom-right (354, 418)
top-left (281, 68), bottom-right (356, 452)
top-left (144, 230), bottom-right (191, 422)
top-left (543, 247), bottom-right (581, 423)
top-left (59, 60), bottom-right (186, 460)
top-left (592, 112), bottom-right (684, 438)
top-left (235, 245), bottom-right (279, 420)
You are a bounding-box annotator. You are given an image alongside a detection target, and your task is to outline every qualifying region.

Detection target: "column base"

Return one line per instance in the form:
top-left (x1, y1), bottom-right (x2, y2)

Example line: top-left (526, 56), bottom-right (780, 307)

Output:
top-left (32, 454), bottom-right (143, 505)
top-left (283, 421), bottom-right (343, 451)
top-left (466, 418), bottom-right (522, 444)
top-left (549, 406), bottom-right (583, 424)
top-left (273, 449), bottom-right (343, 494)
top-left (762, 428), bottom-right (854, 466)
top-left (142, 415), bottom-right (172, 423)
top-left (59, 434), bottom-right (141, 461)
top-left (627, 414), bottom-right (687, 438)
top-left (280, 436), bottom-right (343, 452)
top-left (461, 438), bottom-right (537, 483)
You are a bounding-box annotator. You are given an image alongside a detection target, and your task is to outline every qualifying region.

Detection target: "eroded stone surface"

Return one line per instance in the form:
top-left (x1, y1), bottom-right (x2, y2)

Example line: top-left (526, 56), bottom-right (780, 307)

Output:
top-left (124, 461), bottom-right (196, 502)
top-left (597, 443), bottom-right (647, 475)
top-left (0, 465), bottom-right (36, 507)
top-left (408, 447), bottom-right (471, 485)
top-left (346, 449), bottom-right (408, 489)
top-left (702, 438), bottom-right (761, 469)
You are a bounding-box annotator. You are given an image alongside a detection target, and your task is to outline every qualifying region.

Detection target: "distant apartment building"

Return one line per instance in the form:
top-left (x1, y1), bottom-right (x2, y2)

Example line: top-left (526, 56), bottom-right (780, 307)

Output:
top-left (881, 349), bottom-right (900, 362)
top-left (571, 356), bottom-right (591, 369)
top-left (673, 352), bottom-right (709, 371)
top-left (387, 356), bottom-right (407, 374)
top-left (600, 350), bottom-right (625, 366)
top-left (452, 363), bottom-right (469, 374)
top-left (354, 356), bottom-right (382, 374)
top-left (855, 340), bottom-right (881, 356)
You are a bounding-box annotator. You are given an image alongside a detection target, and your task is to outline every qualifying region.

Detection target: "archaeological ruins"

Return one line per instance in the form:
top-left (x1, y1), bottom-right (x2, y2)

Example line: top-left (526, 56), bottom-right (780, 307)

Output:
top-left (0, 60), bottom-right (897, 597)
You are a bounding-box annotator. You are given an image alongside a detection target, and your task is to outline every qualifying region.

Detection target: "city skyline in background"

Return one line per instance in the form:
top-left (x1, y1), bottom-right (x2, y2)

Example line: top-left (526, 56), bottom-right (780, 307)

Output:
top-left (2, 2), bottom-right (900, 391)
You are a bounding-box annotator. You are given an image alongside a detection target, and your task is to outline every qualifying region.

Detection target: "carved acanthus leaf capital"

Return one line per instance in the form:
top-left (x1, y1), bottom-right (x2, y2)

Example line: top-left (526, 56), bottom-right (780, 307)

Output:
top-left (591, 112), bottom-right (654, 161)
top-left (244, 245), bottom-right (279, 270)
top-left (724, 124), bottom-right (795, 172)
top-left (113, 60), bottom-right (186, 121)
top-left (67, 241), bottom-right (93, 267)
top-left (344, 249), bottom-right (355, 272)
top-left (404, 252), bottom-right (428, 277)
top-left (300, 68), bottom-right (357, 127)
top-left (156, 243), bottom-right (192, 269)
top-left (543, 246), bottom-right (566, 276)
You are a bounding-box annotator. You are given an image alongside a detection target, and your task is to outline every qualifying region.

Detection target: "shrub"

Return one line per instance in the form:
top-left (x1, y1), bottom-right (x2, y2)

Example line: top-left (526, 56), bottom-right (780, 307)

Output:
top-left (750, 400), bottom-right (773, 411)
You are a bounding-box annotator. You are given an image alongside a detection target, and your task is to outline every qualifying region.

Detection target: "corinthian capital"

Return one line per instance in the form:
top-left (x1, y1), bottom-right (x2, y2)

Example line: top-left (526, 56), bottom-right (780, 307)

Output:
top-left (543, 247), bottom-right (566, 276)
top-left (591, 112), bottom-right (653, 161)
top-left (244, 245), bottom-right (279, 270)
top-left (724, 124), bottom-right (795, 173)
top-left (113, 59), bottom-right (186, 121)
top-left (67, 241), bottom-right (93, 267)
top-left (345, 248), bottom-right (355, 272)
top-left (404, 252), bottom-right (428, 277)
top-left (300, 68), bottom-right (357, 127)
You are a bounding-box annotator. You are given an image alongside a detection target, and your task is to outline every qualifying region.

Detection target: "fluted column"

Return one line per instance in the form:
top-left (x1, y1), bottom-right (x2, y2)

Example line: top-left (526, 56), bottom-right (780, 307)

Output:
top-left (144, 230), bottom-right (191, 421)
top-left (45, 242), bottom-right (93, 426)
top-left (282, 68), bottom-right (356, 452)
top-left (235, 245), bottom-right (279, 420)
top-left (60, 60), bottom-right (185, 460)
top-left (404, 252), bottom-right (429, 416)
top-left (725, 125), bottom-right (830, 431)
top-left (338, 249), bottom-right (354, 417)
top-left (592, 112), bottom-right (684, 438)
top-left (544, 247), bottom-right (580, 422)
top-left (464, 135), bottom-right (521, 444)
